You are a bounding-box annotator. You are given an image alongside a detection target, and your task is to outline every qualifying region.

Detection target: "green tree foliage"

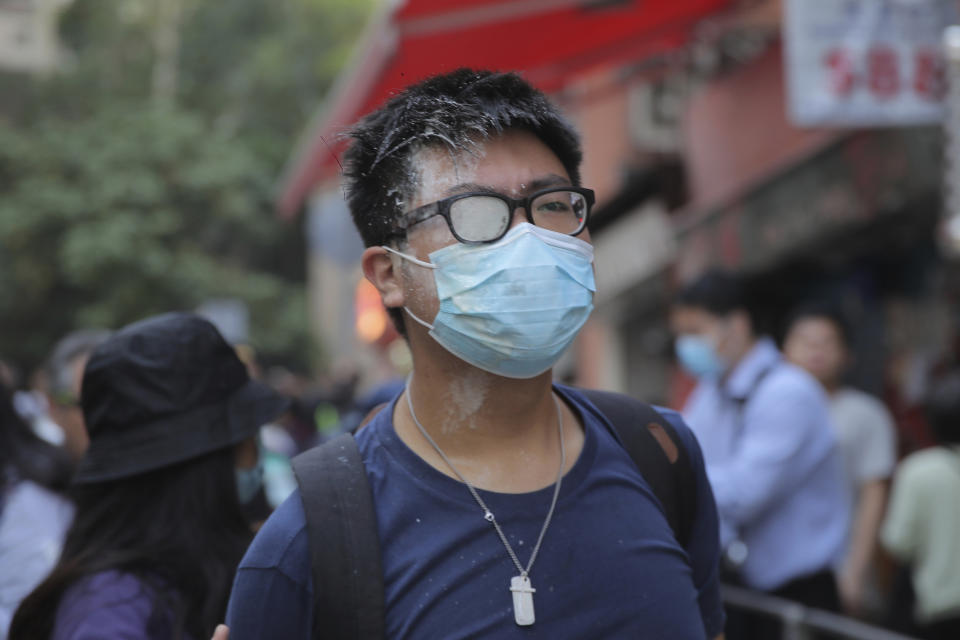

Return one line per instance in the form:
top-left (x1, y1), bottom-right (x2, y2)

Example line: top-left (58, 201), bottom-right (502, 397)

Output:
top-left (0, 0), bottom-right (373, 370)
top-left (0, 106), bottom-right (307, 365)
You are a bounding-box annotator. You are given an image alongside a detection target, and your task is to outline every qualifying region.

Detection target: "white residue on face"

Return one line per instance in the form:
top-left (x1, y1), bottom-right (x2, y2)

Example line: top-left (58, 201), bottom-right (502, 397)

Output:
top-left (399, 256), bottom-right (438, 322)
top-left (409, 141), bottom-right (485, 210)
top-left (401, 141), bottom-right (488, 322)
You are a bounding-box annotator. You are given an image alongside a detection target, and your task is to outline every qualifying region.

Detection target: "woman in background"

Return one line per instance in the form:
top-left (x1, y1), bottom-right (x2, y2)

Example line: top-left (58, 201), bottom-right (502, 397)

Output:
top-left (9, 312), bottom-right (288, 640)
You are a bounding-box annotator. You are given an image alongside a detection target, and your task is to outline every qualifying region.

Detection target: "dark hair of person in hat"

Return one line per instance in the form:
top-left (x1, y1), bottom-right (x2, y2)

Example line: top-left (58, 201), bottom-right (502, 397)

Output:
top-left (10, 312), bottom-right (290, 640)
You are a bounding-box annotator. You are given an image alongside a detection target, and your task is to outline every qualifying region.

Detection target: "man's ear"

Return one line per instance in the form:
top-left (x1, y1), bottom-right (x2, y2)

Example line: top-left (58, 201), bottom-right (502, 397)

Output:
top-left (362, 246), bottom-right (404, 310)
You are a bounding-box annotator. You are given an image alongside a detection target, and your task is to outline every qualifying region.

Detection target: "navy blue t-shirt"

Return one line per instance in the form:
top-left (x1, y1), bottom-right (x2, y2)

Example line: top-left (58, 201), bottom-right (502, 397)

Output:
top-left (226, 385), bottom-right (725, 639)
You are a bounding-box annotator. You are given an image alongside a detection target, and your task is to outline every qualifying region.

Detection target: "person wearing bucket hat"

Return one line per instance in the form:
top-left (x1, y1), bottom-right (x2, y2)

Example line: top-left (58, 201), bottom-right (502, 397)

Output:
top-left (9, 312), bottom-right (290, 640)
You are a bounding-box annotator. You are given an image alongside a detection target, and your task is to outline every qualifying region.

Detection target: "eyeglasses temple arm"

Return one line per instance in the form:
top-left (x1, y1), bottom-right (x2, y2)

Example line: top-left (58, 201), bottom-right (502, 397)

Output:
top-left (397, 202), bottom-right (441, 231)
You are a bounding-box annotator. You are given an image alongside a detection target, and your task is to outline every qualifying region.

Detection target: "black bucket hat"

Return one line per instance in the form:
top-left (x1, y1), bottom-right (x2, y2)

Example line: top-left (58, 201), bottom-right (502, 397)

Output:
top-left (76, 312), bottom-right (290, 483)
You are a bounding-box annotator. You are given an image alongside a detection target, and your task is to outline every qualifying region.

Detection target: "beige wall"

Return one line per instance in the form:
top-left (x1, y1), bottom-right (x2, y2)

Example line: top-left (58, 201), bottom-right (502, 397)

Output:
top-left (0, 0), bottom-right (72, 73)
top-left (561, 67), bottom-right (679, 392)
top-left (682, 43), bottom-right (837, 213)
top-left (563, 67), bottom-right (636, 205)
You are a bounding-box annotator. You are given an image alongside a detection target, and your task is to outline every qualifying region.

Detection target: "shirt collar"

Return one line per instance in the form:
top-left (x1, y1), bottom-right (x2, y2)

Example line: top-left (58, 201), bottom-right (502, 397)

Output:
top-left (723, 337), bottom-right (781, 400)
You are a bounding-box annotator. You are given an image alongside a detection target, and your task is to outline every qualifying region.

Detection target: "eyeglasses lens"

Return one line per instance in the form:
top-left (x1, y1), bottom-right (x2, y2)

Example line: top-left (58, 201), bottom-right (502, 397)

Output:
top-left (449, 196), bottom-right (511, 242)
top-left (531, 191), bottom-right (586, 235)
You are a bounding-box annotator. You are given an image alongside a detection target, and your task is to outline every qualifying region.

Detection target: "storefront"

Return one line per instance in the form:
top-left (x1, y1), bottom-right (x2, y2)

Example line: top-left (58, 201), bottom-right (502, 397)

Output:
top-left (588, 38), bottom-right (946, 409)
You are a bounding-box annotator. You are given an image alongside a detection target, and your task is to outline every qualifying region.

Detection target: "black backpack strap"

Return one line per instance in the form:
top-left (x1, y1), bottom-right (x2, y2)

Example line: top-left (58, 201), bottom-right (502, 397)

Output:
top-left (291, 432), bottom-right (385, 640)
top-left (729, 363), bottom-right (776, 444)
top-left (581, 389), bottom-right (697, 549)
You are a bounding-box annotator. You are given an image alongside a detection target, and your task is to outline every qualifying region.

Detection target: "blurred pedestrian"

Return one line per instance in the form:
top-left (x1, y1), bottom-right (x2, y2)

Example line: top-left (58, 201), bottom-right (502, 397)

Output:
top-left (783, 303), bottom-right (896, 616)
top-left (336, 377), bottom-right (406, 434)
top-left (881, 371), bottom-right (960, 640)
top-left (225, 69), bottom-right (726, 639)
top-left (0, 360), bottom-right (17, 389)
top-left (672, 269), bottom-right (851, 637)
top-left (218, 344), bottom-right (295, 524)
top-left (39, 330), bottom-right (112, 460)
top-left (9, 312), bottom-right (288, 640)
top-left (0, 381), bottom-right (73, 639)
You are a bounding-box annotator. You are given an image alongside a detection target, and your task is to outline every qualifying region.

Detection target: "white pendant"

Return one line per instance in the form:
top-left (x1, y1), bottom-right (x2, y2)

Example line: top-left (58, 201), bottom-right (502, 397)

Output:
top-left (510, 575), bottom-right (536, 626)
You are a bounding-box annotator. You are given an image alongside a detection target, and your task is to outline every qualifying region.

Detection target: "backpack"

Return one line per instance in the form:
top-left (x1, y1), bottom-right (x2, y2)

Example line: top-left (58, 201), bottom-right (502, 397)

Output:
top-left (291, 388), bottom-right (697, 639)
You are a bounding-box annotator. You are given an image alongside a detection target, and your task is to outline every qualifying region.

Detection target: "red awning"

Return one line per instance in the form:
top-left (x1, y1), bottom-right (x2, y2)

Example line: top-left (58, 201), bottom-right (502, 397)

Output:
top-left (277, 0), bottom-right (734, 217)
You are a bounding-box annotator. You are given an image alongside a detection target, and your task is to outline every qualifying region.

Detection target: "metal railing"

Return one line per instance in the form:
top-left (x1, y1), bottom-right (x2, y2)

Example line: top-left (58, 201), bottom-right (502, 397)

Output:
top-left (721, 585), bottom-right (919, 640)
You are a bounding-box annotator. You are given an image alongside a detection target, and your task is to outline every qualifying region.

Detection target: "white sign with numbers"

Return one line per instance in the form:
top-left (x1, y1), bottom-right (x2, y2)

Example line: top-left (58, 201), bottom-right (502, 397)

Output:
top-left (785, 0), bottom-right (960, 126)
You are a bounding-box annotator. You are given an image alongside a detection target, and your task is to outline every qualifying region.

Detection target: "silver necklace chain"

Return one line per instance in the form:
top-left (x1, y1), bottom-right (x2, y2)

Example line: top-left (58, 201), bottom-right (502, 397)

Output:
top-left (404, 383), bottom-right (565, 578)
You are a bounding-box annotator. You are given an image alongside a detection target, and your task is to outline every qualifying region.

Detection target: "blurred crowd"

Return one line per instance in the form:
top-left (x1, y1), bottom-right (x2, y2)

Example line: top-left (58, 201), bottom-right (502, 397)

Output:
top-left (0, 313), bottom-right (396, 640)
top-left (671, 269), bottom-right (960, 640)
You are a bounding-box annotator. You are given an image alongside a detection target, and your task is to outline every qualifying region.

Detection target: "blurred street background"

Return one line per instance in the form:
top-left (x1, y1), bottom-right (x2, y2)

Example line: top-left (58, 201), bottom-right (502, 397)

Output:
top-left (0, 0), bottom-right (954, 422)
top-left (2, 1), bottom-right (960, 637)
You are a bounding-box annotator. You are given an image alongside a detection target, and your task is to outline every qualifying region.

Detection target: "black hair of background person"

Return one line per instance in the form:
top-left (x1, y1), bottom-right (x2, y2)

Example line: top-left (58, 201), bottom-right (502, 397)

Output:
top-left (782, 301), bottom-right (854, 347)
top-left (674, 268), bottom-right (767, 334)
top-left (0, 381), bottom-right (72, 493)
top-left (9, 447), bottom-right (251, 640)
top-left (342, 68), bottom-right (583, 337)
top-left (923, 371), bottom-right (960, 445)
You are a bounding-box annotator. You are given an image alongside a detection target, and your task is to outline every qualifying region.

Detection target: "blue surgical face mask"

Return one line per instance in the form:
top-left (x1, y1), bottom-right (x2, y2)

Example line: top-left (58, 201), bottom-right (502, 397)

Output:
top-left (235, 460), bottom-right (263, 505)
top-left (383, 223), bottom-right (596, 379)
top-left (675, 334), bottom-right (727, 379)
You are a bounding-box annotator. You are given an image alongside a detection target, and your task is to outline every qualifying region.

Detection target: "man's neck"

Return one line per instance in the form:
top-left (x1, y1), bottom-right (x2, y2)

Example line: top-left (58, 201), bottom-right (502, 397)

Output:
top-left (405, 363), bottom-right (557, 451)
top-left (720, 337), bottom-right (758, 385)
top-left (391, 354), bottom-right (583, 493)
top-left (821, 378), bottom-right (842, 395)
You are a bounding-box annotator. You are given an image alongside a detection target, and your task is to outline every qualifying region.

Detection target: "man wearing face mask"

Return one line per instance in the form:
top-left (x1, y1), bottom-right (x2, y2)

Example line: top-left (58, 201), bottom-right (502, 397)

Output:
top-left (224, 69), bottom-right (726, 640)
top-left (672, 270), bottom-right (851, 637)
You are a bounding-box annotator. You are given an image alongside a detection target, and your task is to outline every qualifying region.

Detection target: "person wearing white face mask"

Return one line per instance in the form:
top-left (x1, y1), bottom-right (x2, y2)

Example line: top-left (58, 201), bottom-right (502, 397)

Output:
top-left (671, 270), bottom-right (852, 640)
top-left (223, 69), bottom-right (727, 640)
top-left (381, 219), bottom-right (596, 379)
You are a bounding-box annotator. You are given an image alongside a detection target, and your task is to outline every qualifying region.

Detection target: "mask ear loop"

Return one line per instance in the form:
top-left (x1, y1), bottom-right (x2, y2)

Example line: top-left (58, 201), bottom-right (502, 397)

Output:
top-left (381, 245), bottom-right (437, 269)
top-left (380, 245), bottom-right (438, 330)
top-left (403, 307), bottom-right (435, 331)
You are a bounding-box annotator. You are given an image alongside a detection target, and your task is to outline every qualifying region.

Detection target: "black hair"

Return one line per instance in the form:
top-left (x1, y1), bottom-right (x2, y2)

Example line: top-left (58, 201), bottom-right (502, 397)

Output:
top-left (675, 269), bottom-right (754, 321)
top-left (783, 301), bottom-right (852, 347)
top-left (924, 371), bottom-right (960, 444)
top-left (343, 68), bottom-right (583, 335)
top-left (9, 447), bottom-right (251, 640)
top-left (0, 381), bottom-right (73, 493)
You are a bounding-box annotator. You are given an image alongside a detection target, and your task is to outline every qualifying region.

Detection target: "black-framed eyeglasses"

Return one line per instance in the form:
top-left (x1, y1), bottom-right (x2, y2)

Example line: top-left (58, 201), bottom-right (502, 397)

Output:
top-left (394, 186), bottom-right (595, 244)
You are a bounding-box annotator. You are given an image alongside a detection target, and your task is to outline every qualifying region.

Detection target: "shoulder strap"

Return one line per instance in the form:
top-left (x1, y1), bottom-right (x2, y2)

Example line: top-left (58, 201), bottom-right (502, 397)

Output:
top-left (581, 389), bottom-right (697, 549)
top-left (729, 363), bottom-right (778, 445)
top-left (291, 432), bottom-right (385, 640)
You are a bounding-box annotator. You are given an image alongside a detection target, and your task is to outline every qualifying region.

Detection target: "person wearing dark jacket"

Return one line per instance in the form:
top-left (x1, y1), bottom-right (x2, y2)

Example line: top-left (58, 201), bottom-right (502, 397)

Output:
top-left (9, 312), bottom-right (288, 640)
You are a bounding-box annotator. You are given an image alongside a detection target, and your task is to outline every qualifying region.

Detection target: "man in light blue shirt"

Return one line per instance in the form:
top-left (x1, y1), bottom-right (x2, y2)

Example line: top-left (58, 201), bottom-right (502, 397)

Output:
top-left (671, 270), bottom-right (851, 634)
